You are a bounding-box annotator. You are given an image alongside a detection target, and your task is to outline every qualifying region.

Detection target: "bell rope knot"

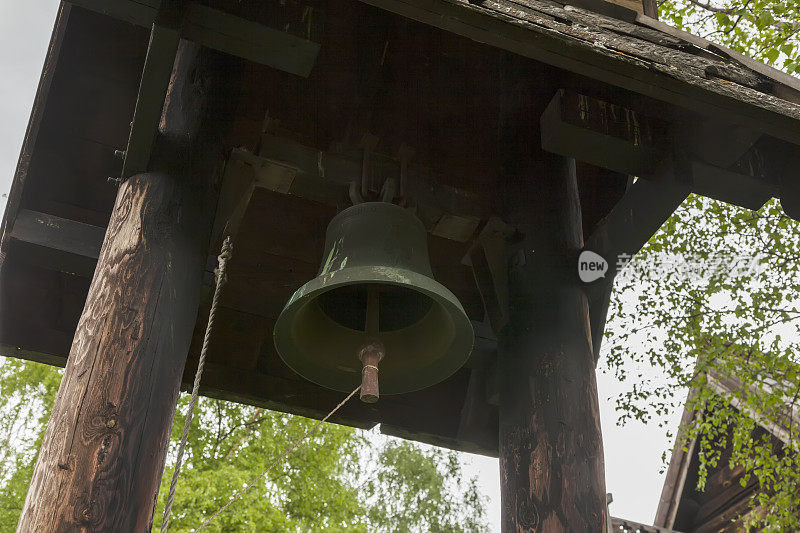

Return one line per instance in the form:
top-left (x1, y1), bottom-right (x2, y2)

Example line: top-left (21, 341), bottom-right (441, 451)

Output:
top-left (358, 341), bottom-right (384, 403)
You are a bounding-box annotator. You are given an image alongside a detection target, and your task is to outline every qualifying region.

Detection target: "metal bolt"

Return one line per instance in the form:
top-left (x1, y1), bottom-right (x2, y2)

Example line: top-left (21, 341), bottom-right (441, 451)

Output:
top-left (114, 149), bottom-right (126, 159)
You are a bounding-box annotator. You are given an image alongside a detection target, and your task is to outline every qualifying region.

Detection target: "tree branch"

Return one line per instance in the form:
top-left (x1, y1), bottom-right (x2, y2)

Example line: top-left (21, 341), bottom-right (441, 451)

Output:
top-left (686, 0), bottom-right (733, 14)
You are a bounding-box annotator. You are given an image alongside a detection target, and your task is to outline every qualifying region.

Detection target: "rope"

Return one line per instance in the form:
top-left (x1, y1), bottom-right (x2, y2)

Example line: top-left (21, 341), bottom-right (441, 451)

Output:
top-left (194, 384), bottom-right (362, 532)
top-left (161, 236), bottom-right (233, 533)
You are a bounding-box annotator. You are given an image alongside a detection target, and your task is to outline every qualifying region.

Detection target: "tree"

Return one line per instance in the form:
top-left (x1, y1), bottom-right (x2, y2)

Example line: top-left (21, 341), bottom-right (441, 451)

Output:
top-left (605, 3), bottom-right (800, 529)
top-left (601, 1), bottom-right (800, 527)
top-left (606, 195), bottom-right (800, 530)
top-left (0, 359), bottom-right (487, 532)
top-left (660, 0), bottom-right (800, 72)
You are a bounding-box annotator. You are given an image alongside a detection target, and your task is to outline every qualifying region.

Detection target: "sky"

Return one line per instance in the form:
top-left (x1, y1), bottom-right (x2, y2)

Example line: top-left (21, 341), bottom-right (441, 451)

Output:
top-left (0, 1), bottom-right (683, 530)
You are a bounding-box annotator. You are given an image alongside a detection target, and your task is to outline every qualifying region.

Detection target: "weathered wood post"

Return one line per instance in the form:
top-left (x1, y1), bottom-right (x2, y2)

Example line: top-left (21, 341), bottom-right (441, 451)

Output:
top-left (17, 43), bottom-right (234, 531)
top-left (498, 152), bottom-right (608, 531)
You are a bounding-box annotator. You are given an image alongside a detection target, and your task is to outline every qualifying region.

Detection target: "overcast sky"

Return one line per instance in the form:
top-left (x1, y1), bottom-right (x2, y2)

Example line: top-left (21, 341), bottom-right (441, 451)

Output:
top-left (0, 2), bottom-right (684, 530)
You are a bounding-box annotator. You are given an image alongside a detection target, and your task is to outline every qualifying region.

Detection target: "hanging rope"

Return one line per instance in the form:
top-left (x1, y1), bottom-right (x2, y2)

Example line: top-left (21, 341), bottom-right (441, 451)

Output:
top-left (161, 236), bottom-right (234, 533)
top-left (194, 384), bottom-right (361, 531)
top-left (159, 234), bottom-right (362, 532)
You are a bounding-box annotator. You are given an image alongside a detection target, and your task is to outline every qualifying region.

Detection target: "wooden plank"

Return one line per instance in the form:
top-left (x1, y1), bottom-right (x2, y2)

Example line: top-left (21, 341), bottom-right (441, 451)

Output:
top-left (359, 0), bottom-right (800, 144)
top-left (654, 393), bottom-right (700, 527)
top-left (0, 344), bottom-right (66, 368)
top-left (254, 136), bottom-right (490, 224)
top-left (693, 483), bottom-right (757, 532)
top-left (584, 176), bottom-right (690, 357)
top-left (0, 259), bottom-right (85, 361)
top-left (635, 13), bottom-right (800, 99)
top-left (542, 90), bottom-right (773, 213)
top-left (610, 516), bottom-right (682, 532)
top-left (0, 4), bottom-right (72, 270)
top-left (681, 117), bottom-right (762, 168)
top-left (67, 0), bottom-right (157, 27)
top-left (10, 209), bottom-right (104, 260)
top-left (182, 3), bottom-right (320, 78)
top-left (69, 0), bottom-right (320, 77)
top-left (541, 89), bottom-right (670, 177)
top-left (8, 209), bottom-right (105, 277)
top-left (120, 23), bottom-right (179, 179)
top-left (691, 160), bottom-right (775, 211)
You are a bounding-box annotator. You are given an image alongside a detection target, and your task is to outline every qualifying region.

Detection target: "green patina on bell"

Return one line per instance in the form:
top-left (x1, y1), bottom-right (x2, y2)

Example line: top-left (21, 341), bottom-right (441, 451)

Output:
top-left (274, 202), bottom-right (474, 395)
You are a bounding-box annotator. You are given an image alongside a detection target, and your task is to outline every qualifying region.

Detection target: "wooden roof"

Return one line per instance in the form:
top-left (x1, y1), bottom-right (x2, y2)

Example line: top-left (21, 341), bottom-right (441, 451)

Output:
top-left (655, 370), bottom-right (797, 532)
top-left (1, 0), bottom-right (800, 456)
top-left (362, 0), bottom-right (800, 144)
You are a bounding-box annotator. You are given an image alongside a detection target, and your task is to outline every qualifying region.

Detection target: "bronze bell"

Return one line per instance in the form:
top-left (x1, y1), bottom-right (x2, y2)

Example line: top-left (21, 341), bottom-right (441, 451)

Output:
top-left (273, 202), bottom-right (474, 401)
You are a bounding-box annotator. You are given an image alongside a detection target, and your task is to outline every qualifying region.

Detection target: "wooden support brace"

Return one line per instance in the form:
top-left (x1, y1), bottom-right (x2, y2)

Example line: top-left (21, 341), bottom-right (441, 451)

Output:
top-left (120, 21), bottom-right (180, 180)
top-left (69, 0), bottom-right (320, 77)
top-left (584, 175), bottom-right (690, 358)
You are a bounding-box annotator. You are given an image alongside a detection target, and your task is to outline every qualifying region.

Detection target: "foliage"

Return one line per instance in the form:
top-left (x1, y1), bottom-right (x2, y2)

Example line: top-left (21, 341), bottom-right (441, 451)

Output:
top-left (605, 196), bottom-right (800, 529)
top-left (602, 1), bottom-right (800, 528)
top-left (659, 0), bottom-right (800, 72)
top-left (0, 359), bottom-right (61, 526)
top-left (0, 358), bottom-right (487, 532)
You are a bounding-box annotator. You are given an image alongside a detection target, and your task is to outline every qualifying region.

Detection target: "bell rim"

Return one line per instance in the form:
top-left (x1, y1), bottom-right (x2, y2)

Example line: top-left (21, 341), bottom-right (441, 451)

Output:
top-left (273, 265), bottom-right (475, 395)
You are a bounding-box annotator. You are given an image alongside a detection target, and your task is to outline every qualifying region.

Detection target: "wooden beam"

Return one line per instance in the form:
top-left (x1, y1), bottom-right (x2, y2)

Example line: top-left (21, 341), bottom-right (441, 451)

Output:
top-left (541, 90), bottom-right (776, 211)
top-left (17, 42), bottom-right (235, 531)
top-left (229, 138), bottom-right (490, 238)
top-left (541, 90), bottom-right (778, 209)
top-left (498, 153), bottom-right (608, 530)
top-left (654, 392), bottom-right (700, 528)
top-left (0, 343), bottom-right (66, 368)
top-left (0, 4), bottom-right (72, 271)
top-left (610, 516), bottom-right (683, 532)
top-left (679, 117), bottom-right (762, 168)
top-left (584, 177), bottom-right (690, 357)
top-left (120, 22), bottom-right (180, 179)
top-left (181, 4), bottom-right (320, 77)
top-left (66, 0), bottom-right (158, 27)
top-left (8, 209), bottom-right (104, 277)
top-left (541, 89), bottom-right (670, 178)
top-left (68, 0), bottom-right (319, 77)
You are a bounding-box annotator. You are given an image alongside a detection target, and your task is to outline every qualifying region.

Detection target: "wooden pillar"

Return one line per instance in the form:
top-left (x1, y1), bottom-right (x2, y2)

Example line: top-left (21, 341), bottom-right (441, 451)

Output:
top-left (498, 152), bottom-right (607, 531)
top-left (17, 43), bottom-right (235, 531)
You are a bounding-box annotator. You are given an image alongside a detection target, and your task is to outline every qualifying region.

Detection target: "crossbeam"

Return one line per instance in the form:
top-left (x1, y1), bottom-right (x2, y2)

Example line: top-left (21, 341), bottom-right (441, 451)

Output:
top-left (8, 209), bottom-right (105, 277)
top-left (541, 89), bottom-right (777, 211)
top-left (68, 1), bottom-right (320, 76)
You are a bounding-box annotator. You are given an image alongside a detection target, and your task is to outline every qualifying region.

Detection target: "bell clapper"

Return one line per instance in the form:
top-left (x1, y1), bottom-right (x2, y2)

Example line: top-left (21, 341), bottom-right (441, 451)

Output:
top-left (359, 286), bottom-right (384, 403)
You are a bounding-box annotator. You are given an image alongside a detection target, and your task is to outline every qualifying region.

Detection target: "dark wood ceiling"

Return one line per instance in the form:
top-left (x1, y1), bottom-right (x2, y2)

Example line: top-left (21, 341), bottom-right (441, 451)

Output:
top-left (4, 0), bottom-right (792, 456)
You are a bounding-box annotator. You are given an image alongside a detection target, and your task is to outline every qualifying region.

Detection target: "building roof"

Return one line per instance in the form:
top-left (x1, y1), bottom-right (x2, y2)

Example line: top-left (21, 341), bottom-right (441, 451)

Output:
top-left (363, 0), bottom-right (800, 143)
top-left (655, 367), bottom-right (798, 531)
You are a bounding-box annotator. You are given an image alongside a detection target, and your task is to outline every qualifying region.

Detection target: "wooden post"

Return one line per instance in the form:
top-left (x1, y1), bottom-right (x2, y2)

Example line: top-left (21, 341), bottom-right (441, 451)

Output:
top-left (498, 153), bottom-right (608, 531)
top-left (17, 43), bottom-right (235, 531)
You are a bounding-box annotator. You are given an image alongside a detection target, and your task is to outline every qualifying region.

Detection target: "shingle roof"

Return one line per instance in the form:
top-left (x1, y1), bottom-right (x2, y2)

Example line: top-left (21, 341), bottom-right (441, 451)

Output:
top-left (364, 0), bottom-right (800, 141)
